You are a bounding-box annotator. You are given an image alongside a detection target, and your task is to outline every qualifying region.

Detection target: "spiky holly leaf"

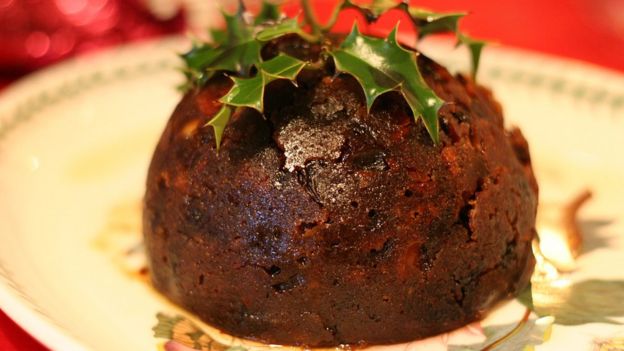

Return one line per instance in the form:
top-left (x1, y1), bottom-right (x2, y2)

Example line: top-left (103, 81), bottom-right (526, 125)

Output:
top-left (221, 54), bottom-right (306, 111)
top-left (206, 105), bottom-right (233, 150)
top-left (336, 0), bottom-right (399, 24)
top-left (407, 8), bottom-right (466, 38)
top-left (349, 3), bottom-right (483, 80)
top-left (182, 41), bottom-right (262, 84)
top-left (223, 6), bottom-right (253, 43)
top-left (210, 1), bottom-right (280, 45)
top-left (458, 33), bottom-right (487, 79)
top-left (330, 24), bottom-right (444, 144)
top-left (402, 8), bottom-right (486, 78)
top-left (254, 0), bottom-right (282, 24)
top-left (256, 18), bottom-right (313, 42)
top-left (362, 0), bottom-right (398, 17)
top-left (207, 55), bottom-right (306, 150)
top-left (210, 28), bottom-right (227, 46)
top-left (256, 18), bottom-right (299, 41)
top-left (182, 7), bottom-right (262, 84)
top-left (186, 0), bottom-right (486, 148)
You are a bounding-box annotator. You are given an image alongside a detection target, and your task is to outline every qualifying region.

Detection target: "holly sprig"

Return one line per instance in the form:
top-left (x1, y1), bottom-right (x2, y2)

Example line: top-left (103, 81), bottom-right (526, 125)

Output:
top-left (324, 0), bottom-right (487, 79)
top-left (184, 0), bottom-right (487, 150)
top-left (330, 24), bottom-right (444, 143)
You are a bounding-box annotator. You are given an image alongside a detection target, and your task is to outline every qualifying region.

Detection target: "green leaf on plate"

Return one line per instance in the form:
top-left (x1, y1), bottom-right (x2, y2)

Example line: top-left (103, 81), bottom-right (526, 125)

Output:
top-left (449, 314), bottom-right (554, 351)
top-left (330, 24), bottom-right (444, 144)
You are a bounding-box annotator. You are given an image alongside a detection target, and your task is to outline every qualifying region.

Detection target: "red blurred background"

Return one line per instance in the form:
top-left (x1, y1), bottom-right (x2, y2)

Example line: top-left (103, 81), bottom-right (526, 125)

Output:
top-left (0, 0), bottom-right (623, 349)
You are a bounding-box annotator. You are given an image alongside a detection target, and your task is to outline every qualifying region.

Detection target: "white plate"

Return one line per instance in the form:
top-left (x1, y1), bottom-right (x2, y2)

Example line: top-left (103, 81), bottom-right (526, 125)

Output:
top-left (1, 36), bottom-right (623, 351)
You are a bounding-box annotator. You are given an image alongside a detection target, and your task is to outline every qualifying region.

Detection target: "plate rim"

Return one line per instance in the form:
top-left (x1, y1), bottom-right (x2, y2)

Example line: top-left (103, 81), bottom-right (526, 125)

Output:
top-left (0, 35), bottom-right (623, 351)
top-left (0, 274), bottom-right (87, 351)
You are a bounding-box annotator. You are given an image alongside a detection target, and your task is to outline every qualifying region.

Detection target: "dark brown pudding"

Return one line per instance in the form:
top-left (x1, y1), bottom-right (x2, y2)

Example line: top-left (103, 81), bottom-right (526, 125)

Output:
top-left (143, 36), bottom-right (538, 347)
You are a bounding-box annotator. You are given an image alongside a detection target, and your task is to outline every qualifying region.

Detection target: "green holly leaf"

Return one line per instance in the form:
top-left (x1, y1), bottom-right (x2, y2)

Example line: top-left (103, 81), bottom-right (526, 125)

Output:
top-left (182, 41), bottom-right (262, 84)
top-left (181, 6), bottom-right (262, 85)
top-left (204, 1), bottom-right (284, 46)
top-left (221, 75), bottom-right (265, 111)
top-left (217, 42), bottom-right (263, 75)
top-left (407, 8), bottom-right (466, 38)
top-left (256, 18), bottom-right (299, 41)
top-left (260, 54), bottom-right (307, 78)
top-left (206, 105), bottom-right (233, 151)
top-left (255, 0), bottom-right (282, 24)
top-left (457, 33), bottom-right (487, 79)
top-left (330, 24), bottom-right (444, 144)
top-left (208, 55), bottom-right (306, 150)
top-left (338, 0), bottom-right (398, 23)
top-left (210, 28), bottom-right (228, 46)
top-left (336, 2), bottom-right (484, 82)
top-left (403, 8), bottom-right (484, 79)
top-left (221, 54), bottom-right (306, 111)
top-left (256, 18), bottom-right (315, 42)
top-left (223, 7), bottom-right (253, 44)
top-left (367, 0), bottom-right (399, 17)
top-left (182, 0), bottom-right (487, 149)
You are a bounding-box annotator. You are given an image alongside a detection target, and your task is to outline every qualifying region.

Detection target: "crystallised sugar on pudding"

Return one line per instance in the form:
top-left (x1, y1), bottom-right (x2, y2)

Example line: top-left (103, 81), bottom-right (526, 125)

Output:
top-left (143, 1), bottom-right (538, 347)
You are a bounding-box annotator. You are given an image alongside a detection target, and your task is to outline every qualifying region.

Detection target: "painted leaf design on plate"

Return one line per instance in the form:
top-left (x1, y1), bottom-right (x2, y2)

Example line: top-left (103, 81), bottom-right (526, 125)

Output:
top-left (330, 24), bottom-right (444, 144)
top-left (153, 313), bottom-right (246, 351)
top-left (449, 313), bottom-right (554, 351)
top-left (520, 279), bottom-right (624, 325)
top-left (594, 336), bottom-right (624, 351)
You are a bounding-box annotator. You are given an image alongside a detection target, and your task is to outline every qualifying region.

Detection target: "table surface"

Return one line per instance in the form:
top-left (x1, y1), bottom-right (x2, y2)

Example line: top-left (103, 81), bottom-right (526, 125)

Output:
top-left (1, 0), bottom-right (623, 350)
